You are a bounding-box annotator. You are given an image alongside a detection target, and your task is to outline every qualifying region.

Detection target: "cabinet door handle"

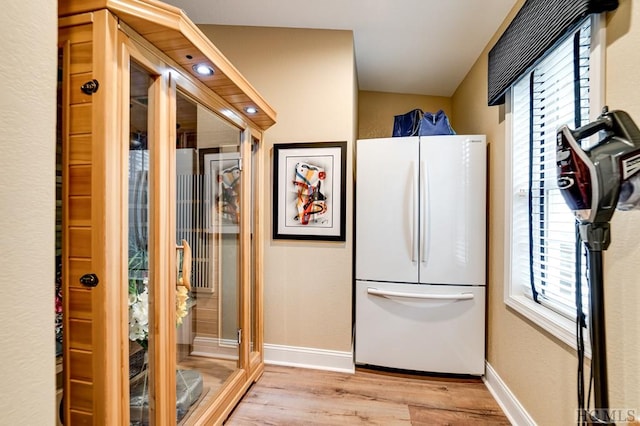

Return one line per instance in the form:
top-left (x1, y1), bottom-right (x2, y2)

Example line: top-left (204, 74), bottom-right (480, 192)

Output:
top-left (367, 287), bottom-right (474, 301)
top-left (176, 239), bottom-right (192, 290)
top-left (79, 273), bottom-right (99, 287)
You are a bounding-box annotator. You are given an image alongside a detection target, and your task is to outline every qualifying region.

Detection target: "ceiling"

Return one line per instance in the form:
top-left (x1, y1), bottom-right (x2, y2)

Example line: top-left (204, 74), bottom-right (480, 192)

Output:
top-left (163, 0), bottom-right (518, 97)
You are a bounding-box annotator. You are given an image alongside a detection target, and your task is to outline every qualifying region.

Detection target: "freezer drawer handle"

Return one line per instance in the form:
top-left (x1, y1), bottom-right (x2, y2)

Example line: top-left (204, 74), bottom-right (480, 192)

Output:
top-left (367, 287), bottom-right (474, 301)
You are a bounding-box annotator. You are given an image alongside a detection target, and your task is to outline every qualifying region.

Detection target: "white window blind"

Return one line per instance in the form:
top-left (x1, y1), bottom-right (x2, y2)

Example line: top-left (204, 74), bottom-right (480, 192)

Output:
top-left (511, 18), bottom-right (592, 321)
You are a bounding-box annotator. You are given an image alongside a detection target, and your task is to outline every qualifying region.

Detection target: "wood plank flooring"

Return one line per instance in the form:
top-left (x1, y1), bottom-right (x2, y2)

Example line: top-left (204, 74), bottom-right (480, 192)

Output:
top-left (225, 365), bottom-right (510, 425)
top-left (178, 355), bottom-right (238, 396)
top-left (177, 355), bottom-right (239, 425)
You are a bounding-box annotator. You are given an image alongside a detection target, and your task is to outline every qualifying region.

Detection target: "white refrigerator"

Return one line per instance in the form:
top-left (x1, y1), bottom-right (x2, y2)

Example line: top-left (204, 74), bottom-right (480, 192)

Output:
top-left (355, 135), bottom-right (486, 375)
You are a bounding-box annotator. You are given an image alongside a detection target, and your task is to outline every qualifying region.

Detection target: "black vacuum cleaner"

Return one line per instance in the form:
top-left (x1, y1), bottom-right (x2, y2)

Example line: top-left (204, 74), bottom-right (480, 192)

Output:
top-left (556, 107), bottom-right (640, 425)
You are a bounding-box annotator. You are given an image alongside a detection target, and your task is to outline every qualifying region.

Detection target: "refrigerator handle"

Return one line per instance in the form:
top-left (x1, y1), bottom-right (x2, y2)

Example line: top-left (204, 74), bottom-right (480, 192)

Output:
top-left (420, 160), bottom-right (429, 263)
top-left (410, 161), bottom-right (417, 262)
top-left (367, 287), bottom-right (474, 301)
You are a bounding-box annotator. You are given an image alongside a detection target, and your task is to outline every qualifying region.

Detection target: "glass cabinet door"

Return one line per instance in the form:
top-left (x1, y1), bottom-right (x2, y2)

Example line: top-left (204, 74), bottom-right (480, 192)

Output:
top-left (250, 136), bottom-right (260, 358)
top-left (128, 61), bottom-right (153, 426)
top-left (173, 92), bottom-right (242, 422)
top-left (126, 57), bottom-right (249, 425)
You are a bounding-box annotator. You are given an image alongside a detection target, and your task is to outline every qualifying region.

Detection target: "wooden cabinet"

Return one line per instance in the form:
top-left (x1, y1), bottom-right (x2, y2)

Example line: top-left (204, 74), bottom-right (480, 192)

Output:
top-left (58, 1), bottom-right (274, 424)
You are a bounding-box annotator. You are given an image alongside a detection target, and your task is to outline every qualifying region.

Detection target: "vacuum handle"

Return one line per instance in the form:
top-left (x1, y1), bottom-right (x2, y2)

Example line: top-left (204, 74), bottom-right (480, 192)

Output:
top-left (571, 115), bottom-right (612, 143)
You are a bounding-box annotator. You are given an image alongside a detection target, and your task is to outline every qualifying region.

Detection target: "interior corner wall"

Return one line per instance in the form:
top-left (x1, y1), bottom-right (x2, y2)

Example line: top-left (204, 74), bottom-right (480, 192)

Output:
top-left (197, 25), bottom-right (356, 355)
top-left (358, 90), bottom-right (452, 139)
top-left (0, 1), bottom-right (57, 424)
top-left (452, 1), bottom-right (640, 424)
top-left (601, 0), bottom-right (640, 415)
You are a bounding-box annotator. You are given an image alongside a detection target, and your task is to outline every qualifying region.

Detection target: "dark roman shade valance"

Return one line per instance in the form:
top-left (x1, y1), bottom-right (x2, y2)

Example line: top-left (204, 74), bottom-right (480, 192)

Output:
top-left (487, 0), bottom-right (618, 106)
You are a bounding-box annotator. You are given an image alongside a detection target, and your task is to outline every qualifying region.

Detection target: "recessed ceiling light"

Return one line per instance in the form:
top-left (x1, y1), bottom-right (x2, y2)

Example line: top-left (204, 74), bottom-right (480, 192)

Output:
top-left (244, 106), bottom-right (258, 114)
top-left (192, 63), bottom-right (214, 76)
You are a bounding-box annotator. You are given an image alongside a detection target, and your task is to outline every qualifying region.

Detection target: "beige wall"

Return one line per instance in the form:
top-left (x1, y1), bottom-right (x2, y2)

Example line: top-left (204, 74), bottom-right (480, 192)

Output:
top-left (602, 0), bottom-right (640, 414)
top-left (197, 25), bottom-right (356, 352)
top-left (0, 1), bottom-right (57, 424)
top-left (8, 3), bottom-right (639, 424)
top-left (358, 90), bottom-right (452, 139)
top-left (452, 1), bottom-right (640, 424)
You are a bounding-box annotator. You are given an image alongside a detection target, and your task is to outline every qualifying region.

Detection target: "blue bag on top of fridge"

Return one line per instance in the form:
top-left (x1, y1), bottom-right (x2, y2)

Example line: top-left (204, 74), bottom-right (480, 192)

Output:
top-left (392, 108), bottom-right (423, 137)
top-left (418, 110), bottom-right (456, 136)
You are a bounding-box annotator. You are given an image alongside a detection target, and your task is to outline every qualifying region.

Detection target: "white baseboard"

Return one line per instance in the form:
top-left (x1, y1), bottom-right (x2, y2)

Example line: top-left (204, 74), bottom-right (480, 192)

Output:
top-left (483, 361), bottom-right (536, 426)
top-left (191, 336), bottom-right (238, 360)
top-left (264, 343), bottom-right (355, 374)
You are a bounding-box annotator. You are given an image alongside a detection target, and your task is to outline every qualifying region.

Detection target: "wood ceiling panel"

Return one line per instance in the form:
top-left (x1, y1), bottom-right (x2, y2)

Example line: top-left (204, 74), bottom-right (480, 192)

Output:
top-left (166, 47), bottom-right (209, 67)
top-left (208, 84), bottom-right (243, 96)
top-left (224, 94), bottom-right (252, 104)
top-left (143, 30), bottom-right (193, 51)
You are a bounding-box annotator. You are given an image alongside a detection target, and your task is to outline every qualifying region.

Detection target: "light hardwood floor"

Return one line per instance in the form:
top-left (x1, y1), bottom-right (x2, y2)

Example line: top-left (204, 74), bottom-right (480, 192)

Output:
top-left (225, 365), bottom-right (510, 425)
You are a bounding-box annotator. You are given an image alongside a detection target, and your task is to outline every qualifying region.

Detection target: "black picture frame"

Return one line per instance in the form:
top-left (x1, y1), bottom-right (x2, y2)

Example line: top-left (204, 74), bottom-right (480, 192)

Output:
top-left (272, 141), bottom-right (347, 241)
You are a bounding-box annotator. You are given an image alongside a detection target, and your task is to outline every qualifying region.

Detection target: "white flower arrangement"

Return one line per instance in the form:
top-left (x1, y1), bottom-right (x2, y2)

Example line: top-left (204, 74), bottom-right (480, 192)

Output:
top-left (128, 279), bottom-right (150, 347)
top-left (128, 276), bottom-right (190, 350)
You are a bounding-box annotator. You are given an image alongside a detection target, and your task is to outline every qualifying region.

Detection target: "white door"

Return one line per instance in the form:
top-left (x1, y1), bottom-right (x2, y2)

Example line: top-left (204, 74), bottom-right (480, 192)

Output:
top-left (355, 137), bottom-right (419, 283)
top-left (418, 136), bottom-right (486, 285)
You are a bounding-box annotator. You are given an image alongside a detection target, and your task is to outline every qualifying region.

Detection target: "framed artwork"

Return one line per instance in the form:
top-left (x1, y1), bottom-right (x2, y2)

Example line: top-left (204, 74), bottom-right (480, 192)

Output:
top-left (273, 141), bottom-right (346, 241)
top-left (199, 148), bottom-right (241, 233)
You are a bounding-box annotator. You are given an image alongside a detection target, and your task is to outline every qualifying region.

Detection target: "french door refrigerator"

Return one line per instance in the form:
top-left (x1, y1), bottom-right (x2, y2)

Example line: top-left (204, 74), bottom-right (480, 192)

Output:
top-left (355, 135), bottom-right (486, 375)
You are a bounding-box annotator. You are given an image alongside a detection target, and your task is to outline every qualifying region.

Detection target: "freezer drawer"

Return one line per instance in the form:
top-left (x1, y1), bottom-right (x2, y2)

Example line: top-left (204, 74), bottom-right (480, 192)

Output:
top-left (355, 281), bottom-right (485, 375)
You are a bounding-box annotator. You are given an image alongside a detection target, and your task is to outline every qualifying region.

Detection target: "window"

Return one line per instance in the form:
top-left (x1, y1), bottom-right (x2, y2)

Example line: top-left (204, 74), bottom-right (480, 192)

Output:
top-left (505, 16), bottom-right (603, 350)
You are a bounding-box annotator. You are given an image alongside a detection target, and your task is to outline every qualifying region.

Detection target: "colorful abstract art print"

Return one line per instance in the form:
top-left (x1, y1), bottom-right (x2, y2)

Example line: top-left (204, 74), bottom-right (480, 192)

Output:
top-left (273, 142), bottom-right (346, 241)
top-left (200, 149), bottom-right (241, 233)
top-left (290, 160), bottom-right (329, 227)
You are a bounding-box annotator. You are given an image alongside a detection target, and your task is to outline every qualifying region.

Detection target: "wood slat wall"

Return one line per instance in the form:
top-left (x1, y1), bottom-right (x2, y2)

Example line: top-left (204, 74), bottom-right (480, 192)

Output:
top-left (61, 22), bottom-right (96, 423)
